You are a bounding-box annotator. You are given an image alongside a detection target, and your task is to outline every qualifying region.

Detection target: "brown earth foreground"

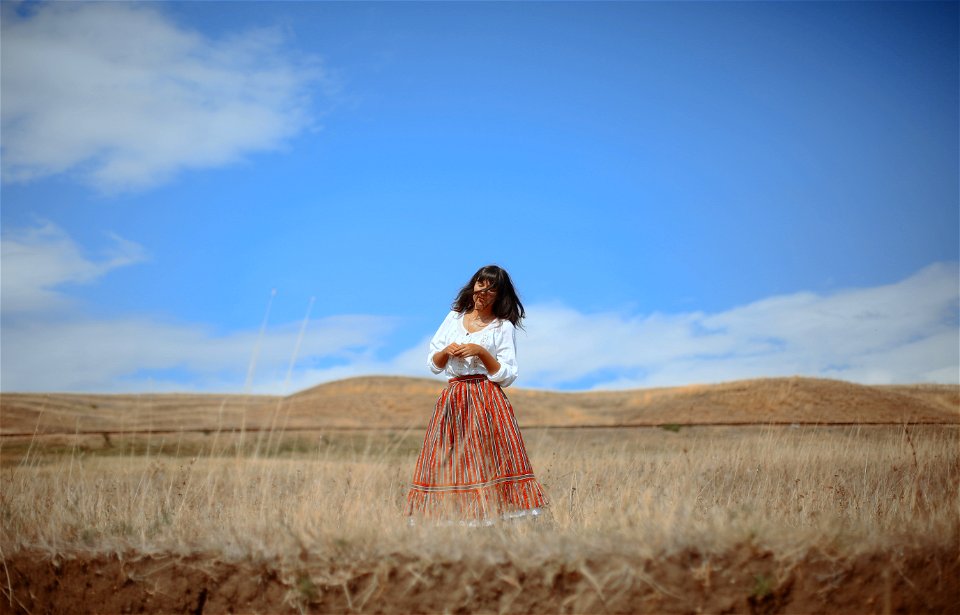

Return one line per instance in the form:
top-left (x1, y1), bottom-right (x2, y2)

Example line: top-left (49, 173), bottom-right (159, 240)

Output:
top-left (2, 376), bottom-right (958, 434)
top-left (3, 379), bottom-right (958, 614)
top-left (5, 543), bottom-right (958, 615)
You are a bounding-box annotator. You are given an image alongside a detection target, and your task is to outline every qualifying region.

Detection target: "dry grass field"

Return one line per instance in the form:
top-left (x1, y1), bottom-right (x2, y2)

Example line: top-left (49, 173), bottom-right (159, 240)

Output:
top-left (1, 377), bottom-right (958, 613)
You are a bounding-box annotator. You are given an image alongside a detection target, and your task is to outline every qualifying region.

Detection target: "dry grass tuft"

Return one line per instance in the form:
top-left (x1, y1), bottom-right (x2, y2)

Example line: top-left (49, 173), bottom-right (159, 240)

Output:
top-left (2, 423), bottom-right (958, 612)
top-left (2, 425), bottom-right (956, 555)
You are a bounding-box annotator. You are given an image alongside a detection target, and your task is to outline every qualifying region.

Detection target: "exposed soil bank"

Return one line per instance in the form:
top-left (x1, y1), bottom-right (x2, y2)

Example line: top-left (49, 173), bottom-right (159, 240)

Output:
top-left (3, 544), bottom-right (958, 614)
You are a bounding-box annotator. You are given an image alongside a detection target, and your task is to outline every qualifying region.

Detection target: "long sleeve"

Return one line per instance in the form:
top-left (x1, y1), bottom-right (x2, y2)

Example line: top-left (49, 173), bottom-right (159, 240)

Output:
top-left (487, 321), bottom-right (519, 387)
top-left (427, 311), bottom-right (457, 374)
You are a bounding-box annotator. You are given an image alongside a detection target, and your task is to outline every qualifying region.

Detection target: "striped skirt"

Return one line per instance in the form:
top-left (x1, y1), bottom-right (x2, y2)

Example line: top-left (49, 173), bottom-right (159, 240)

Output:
top-left (405, 375), bottom-right (548, 525)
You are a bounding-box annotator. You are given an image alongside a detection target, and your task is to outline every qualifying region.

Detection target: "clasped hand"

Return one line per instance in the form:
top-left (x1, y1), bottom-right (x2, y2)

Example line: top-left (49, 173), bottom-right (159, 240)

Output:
top-left (443, 343), bottom-right (484, 358)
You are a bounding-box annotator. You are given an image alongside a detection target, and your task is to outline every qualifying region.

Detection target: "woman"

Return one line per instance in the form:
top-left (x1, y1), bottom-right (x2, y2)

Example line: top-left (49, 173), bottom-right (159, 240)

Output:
top-left (405, 265), bottom-right (548, 525)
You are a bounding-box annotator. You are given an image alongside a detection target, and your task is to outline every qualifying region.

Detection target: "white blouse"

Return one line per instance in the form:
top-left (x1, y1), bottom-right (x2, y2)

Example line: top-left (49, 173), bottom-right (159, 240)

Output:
top-left (427, 310), bottom-right (519, 387)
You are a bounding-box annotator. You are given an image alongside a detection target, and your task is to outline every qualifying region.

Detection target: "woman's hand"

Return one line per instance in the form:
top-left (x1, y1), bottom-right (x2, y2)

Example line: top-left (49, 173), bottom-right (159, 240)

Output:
top-left (450, 343), bottom-right (484, 358)
top-left (451, 343), bottom-right (501, 375)
top-left (432, 343), bottom-right (463, 371)
top-left (436, 343), bottom-right (502, 376)
top-left (441, 343), bottom-right (463, 356)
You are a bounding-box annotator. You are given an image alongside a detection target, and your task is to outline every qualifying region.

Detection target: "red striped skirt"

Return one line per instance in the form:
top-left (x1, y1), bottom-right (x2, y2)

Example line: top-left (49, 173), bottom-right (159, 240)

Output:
top-left (405, 375), bottom-right (548, 524)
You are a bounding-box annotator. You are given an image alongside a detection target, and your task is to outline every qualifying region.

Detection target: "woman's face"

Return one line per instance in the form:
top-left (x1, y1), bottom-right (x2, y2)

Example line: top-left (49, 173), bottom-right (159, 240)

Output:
top-left (473, 280), bottom-right (497, 311)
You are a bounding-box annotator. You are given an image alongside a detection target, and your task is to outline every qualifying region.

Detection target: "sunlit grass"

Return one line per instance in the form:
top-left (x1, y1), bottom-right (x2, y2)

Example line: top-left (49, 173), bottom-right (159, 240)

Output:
top-left (2, 425), bottom-right (956, 560)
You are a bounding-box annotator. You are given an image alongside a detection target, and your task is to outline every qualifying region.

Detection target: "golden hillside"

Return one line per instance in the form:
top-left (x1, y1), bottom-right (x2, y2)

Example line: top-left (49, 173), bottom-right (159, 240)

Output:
top-left (1, 376), bottom-right (956, 435)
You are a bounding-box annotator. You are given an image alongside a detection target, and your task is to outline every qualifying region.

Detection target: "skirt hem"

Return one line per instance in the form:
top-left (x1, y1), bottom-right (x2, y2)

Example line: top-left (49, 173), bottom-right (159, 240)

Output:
top-left (406, 506), bottom-right (548, 528)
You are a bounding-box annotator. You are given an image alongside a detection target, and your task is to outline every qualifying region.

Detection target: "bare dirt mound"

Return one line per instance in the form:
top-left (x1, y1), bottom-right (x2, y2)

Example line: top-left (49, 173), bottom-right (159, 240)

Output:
top-left (4, 543), bottom-right (957, 614)
top-left (2, 376), bottom-right (957, 434)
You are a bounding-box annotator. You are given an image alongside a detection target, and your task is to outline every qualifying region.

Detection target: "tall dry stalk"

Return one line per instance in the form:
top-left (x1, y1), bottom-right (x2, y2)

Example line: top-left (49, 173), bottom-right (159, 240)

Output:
top-left (1, 425), bottom-right (956, 561)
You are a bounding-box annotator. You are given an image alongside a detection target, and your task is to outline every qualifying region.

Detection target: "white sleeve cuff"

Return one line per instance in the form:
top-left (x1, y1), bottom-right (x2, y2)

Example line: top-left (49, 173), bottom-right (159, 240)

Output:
top-left (489, 363), bottom-right (517, 387)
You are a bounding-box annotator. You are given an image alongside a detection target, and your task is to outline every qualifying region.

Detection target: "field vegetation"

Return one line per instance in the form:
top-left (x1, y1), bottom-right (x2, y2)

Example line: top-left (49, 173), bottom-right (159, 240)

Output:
top-left (2, 417), bottom-right (958, 613)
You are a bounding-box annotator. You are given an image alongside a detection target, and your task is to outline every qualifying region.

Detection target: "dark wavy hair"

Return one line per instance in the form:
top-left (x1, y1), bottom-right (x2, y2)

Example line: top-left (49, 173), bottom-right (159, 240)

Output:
top-left (452, 265), bottom-right (525, 329)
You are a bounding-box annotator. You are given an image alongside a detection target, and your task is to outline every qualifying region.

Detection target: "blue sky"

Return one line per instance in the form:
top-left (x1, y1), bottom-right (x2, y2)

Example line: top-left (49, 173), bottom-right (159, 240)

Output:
top-left (2, 0), bottom-right (957, 393)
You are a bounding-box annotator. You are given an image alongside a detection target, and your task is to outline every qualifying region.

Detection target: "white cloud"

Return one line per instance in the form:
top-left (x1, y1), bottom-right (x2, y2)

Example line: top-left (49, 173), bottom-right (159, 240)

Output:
top-left (517, 262), bottom-right (959, 389)
top-left (268, 338), bottom-right (445, 395)
top-left (1, 2), bottom-right (323, 191)
top-left (0, 222), bottom-right (396, 393)
top-left (1, 221), bottom-right (956, 391)
top-left (0, 221), bottom-right (146, 314)
top-left (0, 313), bottom-right (397, 393)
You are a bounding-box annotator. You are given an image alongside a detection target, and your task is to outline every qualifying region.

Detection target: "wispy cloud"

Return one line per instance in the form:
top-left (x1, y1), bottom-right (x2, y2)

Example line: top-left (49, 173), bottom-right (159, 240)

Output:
top-left (0, 221), bottom-right (146, 315)
top-left (262, 341), bottom-right (444, 396)
top-left (0, 314), bottom-right (397, 393)
top-left (2, 224), bottom-right (956, 392)
top-left (0, 222), bottom-right (395, 392)
top-left (519, 263), bottom-right (959, 389)
top-left (1, 2), bottom-right (324, 191)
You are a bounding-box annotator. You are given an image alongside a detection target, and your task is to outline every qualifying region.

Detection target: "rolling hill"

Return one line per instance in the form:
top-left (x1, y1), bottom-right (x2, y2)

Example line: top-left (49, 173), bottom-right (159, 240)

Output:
top-left (1, 376), bottom-right (956, 435)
